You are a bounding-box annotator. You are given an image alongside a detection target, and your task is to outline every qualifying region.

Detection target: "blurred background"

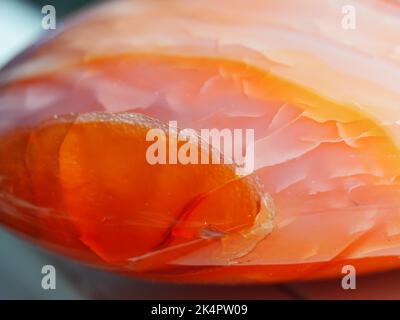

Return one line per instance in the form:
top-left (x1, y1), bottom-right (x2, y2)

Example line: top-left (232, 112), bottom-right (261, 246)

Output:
top-left (1, 0), bottom-right (400, 300)
top-left (0, 0), bottom-right (99, 68)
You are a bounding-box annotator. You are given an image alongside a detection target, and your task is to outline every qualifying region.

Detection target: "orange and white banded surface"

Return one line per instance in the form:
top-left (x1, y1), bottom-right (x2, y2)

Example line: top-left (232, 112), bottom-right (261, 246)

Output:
top-left (1, 0), bottom-right (400, 283)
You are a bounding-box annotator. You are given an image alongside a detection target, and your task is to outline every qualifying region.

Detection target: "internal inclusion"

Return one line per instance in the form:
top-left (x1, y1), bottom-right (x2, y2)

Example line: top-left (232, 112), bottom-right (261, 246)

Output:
top-left (73, 112), bottom-right (275, 269)
top-left (0, 111), bottom-right (276, 270)
top-left (95, 112), bottom-right (276, 269)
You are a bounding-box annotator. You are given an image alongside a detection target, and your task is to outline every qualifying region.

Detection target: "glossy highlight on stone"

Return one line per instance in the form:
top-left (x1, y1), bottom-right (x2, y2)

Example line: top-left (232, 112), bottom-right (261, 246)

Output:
top-left (1, 0), bottom-right (400, 283)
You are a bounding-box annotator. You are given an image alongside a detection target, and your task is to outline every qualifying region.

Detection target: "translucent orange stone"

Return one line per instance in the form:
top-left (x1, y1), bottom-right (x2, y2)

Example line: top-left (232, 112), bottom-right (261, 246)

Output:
top-left (0, 109), bottom-right (273, 276)
top-left (2, 0), bottom-right (400, 284)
